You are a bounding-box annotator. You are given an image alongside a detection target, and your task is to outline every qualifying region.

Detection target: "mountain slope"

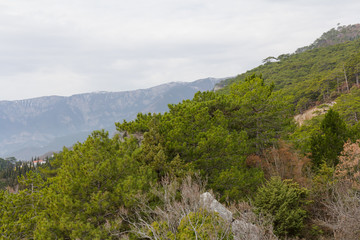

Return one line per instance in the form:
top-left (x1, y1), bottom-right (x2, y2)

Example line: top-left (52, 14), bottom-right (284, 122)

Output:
top-left (296, 23), bottom-right (360, 53)
top-left (0, 78), bottom-right (221, 159)
top-left (217, 24), bottom-right (360, 113)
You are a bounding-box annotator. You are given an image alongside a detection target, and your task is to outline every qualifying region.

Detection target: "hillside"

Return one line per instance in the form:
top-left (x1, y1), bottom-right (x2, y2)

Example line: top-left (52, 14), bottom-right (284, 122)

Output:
top-left (1, 25), bottom-right (360, 239)
top-left (0, 78), bottom-right (221, 159)
top-left (217, 24), bottom-right (360, 114)
top-left (296, 23), bottom-right (360, 53)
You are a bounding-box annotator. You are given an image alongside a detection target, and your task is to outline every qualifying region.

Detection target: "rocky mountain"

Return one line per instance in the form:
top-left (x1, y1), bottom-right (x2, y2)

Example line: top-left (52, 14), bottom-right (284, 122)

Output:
top-left (0, 78), bottom-right (221, 159)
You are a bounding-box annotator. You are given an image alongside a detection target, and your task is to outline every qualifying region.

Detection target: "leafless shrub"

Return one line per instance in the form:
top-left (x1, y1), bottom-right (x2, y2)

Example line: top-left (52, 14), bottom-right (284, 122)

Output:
top-left (313, 141), bottom-right (360, 239)
top-left (119, 174), bottom-right (207, 239)
top-left (317, 182), bottom-right (360, 240)
top-left (229, 202), bottom-right (278, 240)
top-left (119, 174), bottom-right (277, 240)
top-left (247, 141), bottom-right (311, 187)
top-left (335, 140), bottom-right (360, 190)
top-left (151, 174), bottom-right (206, 234)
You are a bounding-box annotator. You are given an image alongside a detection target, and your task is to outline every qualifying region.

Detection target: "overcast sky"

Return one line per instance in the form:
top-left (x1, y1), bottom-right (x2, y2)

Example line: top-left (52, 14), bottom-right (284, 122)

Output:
top-left (0, 0), bottom-right (360, 100)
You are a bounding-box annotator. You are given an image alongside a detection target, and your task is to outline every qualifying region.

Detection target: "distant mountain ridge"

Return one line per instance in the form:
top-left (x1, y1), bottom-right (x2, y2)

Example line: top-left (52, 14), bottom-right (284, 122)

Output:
top-left (0, 78), bottom-right (222, 159)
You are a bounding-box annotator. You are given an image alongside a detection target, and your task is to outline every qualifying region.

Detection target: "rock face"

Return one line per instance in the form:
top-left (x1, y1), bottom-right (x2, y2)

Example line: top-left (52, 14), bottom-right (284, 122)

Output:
top-left (0, 78), bottom-right (221, 159)
top-left (231, 219), bottom-right (262, 240)
top-left (294, 102), bottom-right (335, 126)
top-left (200, 192), bottom-right (262, 240)
top-left (200, 192), bottom-right (233, 222)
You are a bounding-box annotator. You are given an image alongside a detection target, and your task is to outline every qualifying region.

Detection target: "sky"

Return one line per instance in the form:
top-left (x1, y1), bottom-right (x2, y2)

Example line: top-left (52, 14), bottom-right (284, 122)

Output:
top-left (0, 0), bottom-right (360, 101)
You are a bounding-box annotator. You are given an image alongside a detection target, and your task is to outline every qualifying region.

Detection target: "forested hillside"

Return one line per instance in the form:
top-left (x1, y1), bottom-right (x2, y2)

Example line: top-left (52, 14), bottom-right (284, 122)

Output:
top-left (1, 25), bottom-right (360, 239)
top-left (218, 24), bottom-right (360, 114)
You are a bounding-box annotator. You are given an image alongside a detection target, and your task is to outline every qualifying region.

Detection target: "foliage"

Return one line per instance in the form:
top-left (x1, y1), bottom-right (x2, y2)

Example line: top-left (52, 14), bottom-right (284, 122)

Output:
top-left (3, 24), bottom-right (360, 239)
top-left (296, 24), bottom-right (360, 53)
top-left (310, 109), bottom-right (348, 170)
top-left (0, 171), bottom-right (46, 239)
top-left (33, 130), bottom-right (156, 239)
top-left (125, 175), bottom-right (266, 240)
top-left (333, 86), bottom-right (360, 125)
top-left (0, 158), bottom-right (13, 173)
top-left (0, 157), bottom-right (41, 189)
top-left (214, 166), bottom-right (264, 202)
top-left (247, 140), bottom-right (310, 185)
top-left (1, 76), bottom-right (291, 237)
top-left (335, 140), bottom-right (360, 190)
top-left (123, 175), bottom-right (212, 239)
top-left (254, 177), bottom-right (309, 238)
top-left (176, 210), bottom-right (233, 240)
top-left (0, 158), bottom-right (14, 189)
top-left (312, 163), bottom-right (336, 191)
top-left (228, 74), bottom-right (293, 153)
top-left (219, 33), bottom-right (360, 113)
top-left (117, 112), bottom-right (159, 134)
top-left (307, 162), bottom-right (335, 234)
top-left (146, 220), bottom-right (175, 240)
top-left (116, 86), bottom-right (282, 200)
top-left (290, 113), bottom-right (324, 154)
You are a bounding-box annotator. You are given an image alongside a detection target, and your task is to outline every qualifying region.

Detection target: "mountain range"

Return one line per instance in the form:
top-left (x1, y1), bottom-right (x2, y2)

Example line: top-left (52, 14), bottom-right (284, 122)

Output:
top-left (0, 78), bottom-right (221, 160)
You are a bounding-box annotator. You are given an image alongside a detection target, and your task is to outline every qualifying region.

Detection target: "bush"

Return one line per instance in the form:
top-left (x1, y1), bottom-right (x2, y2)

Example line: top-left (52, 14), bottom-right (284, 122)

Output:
top-left (317, 182), bottom-right (360, 240)
top-left (335, 140), bottom-right (360, 190)
top-left (177, 209), bottom-right (233, 240)
top-left (254, 177), bottom-right (308, 238)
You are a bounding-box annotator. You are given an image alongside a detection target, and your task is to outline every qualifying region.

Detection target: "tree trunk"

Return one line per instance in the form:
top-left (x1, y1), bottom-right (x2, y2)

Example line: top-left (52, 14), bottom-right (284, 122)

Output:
top-left (355, 112), bottom-right (358, 122)
top-left (357, 64), bottom-right (359, 87)
top-left (343, 64), bottom-right (350, 93)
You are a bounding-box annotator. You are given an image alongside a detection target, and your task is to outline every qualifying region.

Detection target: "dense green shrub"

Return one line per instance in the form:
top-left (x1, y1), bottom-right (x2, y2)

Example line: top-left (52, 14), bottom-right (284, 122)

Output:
top-left (254, 177), bottom-right (308, 238)
top-left (176, 209), bottom-right (233, 240)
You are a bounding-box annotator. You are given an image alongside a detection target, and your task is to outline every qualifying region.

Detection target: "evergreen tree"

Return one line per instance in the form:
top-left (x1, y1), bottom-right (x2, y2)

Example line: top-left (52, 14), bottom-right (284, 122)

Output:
top-left (33, 130), bottom-right (156, 239)
top-left (228, 74), bottom-right (293, 153)
top-left (310, 109), bottom-right (348, 170)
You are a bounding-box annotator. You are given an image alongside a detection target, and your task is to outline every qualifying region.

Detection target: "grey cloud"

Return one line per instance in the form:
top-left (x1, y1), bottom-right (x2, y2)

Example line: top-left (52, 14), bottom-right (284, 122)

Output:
top-left (0, 0), bottom-right (360, 100)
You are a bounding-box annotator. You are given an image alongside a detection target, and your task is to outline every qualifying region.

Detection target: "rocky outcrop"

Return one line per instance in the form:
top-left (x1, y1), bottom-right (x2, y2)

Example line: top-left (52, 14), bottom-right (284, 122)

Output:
top-left (200, 192), bottom-right (264, 240)
top-left (200, 192), bottom-right (233, 222)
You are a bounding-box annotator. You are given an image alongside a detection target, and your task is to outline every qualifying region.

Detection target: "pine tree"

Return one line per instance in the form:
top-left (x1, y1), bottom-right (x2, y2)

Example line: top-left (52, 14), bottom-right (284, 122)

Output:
top-left (310, 109), bottom-right (348, 170)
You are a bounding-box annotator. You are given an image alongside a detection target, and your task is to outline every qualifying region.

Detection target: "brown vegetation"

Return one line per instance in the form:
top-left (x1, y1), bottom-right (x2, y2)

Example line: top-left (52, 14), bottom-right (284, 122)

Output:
top-left (335, 140), bottom-right (360, 190)
top-left (247, 141), bottom-right (310, 186)
top-left (317, 182), bottom-right (360, 240)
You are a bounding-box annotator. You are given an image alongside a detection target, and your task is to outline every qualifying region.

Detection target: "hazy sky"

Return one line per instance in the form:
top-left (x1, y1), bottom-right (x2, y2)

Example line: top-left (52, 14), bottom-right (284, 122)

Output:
top-left (1, 0), bottom-right (360, 100)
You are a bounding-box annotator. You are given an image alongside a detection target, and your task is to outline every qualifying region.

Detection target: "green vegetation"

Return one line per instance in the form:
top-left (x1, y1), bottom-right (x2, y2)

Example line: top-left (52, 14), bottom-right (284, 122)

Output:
top-left (296, 24), bottom-right (360, 53)
top-left (310, 109), bottom-right (348, 170)
top-left (1, 24), bottom-right (360, 239)
top-left (334, 86), bottom-right (360, 125)
top-left (176, 210), bottom-right (232, 240)
top-left (0, 157), bottom-right (44, 189)
top-left (254, 177), bottom-right (308, 238)
top-left (219, 25), bottom-right (360, 114)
